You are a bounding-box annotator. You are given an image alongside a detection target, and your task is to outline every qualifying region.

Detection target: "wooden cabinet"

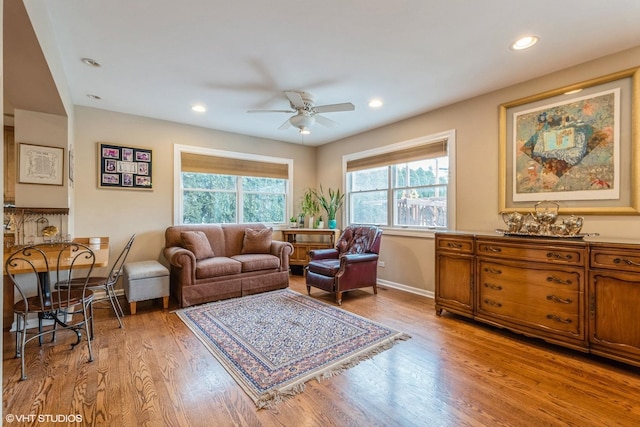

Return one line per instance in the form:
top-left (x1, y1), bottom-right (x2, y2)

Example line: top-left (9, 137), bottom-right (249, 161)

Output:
top-left (435, 233), bottom-right (474, 318)
top-left (435, 232), bottom-right (640, 367)
top-left (589, 243), bottom-right (640, 366)
top-left (4, 126), bottom-right (15, 203)
top-left (282, 228), bottom-right (340, 267)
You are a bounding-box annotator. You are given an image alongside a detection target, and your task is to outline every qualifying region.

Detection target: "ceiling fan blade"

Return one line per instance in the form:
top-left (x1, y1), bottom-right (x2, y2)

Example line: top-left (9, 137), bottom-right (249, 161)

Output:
top-left (315, 114), bottom-right (337, 128)
top-left (314, 102), bottom-right (355, 113)
top-left (284, 91), bottom-right (306, 109)
top-left (247, 109), bottom-right (295, 113)
top-left (278, 118), bottom-right (292, 130)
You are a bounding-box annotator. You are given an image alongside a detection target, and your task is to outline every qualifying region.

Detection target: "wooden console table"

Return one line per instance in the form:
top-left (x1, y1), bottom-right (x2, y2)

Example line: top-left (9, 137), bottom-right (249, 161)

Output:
top-left (435, 231), bottom-right (640, 368)
top-left (282, 228), bottom-right (341, 267)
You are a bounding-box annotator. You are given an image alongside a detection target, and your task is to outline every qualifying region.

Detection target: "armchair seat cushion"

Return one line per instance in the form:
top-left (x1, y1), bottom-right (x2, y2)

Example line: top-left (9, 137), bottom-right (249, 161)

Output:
top-left (195, 257), bottom-right (242, 279)
top-left (231, 254), bottom-right (280, 272)
top-left (307, 259), bottom-right (341, 276)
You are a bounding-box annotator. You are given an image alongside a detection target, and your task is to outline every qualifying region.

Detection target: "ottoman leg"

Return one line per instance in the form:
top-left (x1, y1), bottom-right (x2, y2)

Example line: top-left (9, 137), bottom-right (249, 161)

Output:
top-left (163, 296), bottom-right (169, 309)
top-left (130, 302), bottom-right (137, 315)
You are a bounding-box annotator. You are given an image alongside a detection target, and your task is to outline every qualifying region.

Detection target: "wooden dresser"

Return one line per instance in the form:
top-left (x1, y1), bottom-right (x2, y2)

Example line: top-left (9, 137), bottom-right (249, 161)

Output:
top-left (435, 232), bottom-right (640, 367)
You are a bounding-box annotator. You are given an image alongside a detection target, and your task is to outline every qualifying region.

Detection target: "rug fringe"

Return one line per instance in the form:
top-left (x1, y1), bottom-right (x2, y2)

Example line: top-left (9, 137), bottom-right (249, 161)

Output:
top-left (255, 332), bottom-right (411, 409)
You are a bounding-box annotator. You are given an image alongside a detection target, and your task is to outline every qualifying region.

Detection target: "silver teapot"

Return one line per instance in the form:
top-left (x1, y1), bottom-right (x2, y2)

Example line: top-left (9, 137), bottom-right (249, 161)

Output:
top-left (501, 211), bottom-right (524, 233)
top-left (534, 200), bottom-right (559, 234)
top-left (562, 215), bottom-right (584, 236)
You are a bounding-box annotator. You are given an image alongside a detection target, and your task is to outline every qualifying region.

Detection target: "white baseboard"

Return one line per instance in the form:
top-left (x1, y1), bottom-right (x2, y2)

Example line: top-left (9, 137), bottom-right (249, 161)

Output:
top-left (377, 278), bottom-right (434, 299)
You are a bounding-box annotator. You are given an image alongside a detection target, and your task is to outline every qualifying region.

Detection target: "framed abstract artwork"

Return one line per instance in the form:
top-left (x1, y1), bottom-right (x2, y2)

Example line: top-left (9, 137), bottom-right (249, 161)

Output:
top-left (98, 142), bottom-right (153, 190)
top-left (499, 67), bottom-right (639, 215)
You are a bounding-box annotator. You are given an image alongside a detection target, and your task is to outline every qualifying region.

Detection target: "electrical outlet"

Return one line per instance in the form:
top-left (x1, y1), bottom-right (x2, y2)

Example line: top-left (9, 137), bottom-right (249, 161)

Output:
top-left (378, 261), bottom-right (385, 268)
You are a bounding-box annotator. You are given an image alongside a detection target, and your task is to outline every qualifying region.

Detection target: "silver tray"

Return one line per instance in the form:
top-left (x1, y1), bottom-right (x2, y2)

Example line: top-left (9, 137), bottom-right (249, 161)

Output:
top-left (495, 229), bottom-right (600, 239)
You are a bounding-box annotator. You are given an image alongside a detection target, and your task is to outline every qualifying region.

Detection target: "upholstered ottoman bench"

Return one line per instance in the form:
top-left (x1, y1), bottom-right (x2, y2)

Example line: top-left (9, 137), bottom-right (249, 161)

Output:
top-left (123, 261), bottom-right (170, 314)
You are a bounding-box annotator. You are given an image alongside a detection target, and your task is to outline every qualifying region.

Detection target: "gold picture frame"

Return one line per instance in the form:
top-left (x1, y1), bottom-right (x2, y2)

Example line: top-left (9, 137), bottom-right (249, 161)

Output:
top-left (499, 67), bottom-right (640, 215)
top-left (18, 143), bottom-right (64, 186)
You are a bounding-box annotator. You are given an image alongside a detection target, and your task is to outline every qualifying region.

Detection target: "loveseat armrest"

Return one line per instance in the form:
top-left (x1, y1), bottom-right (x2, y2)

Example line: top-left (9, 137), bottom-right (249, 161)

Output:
top-left (163, 246), bottom-right (196, 284)
top-left (270, 240), bottom-right (294, 271)
top-left (309, 248), bottom-right (340, 261)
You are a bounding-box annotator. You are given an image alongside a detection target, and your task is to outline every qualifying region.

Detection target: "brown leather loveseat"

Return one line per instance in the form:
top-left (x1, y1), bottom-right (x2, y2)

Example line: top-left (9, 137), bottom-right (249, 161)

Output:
top-left (164, 223), bottom-right (293, 307)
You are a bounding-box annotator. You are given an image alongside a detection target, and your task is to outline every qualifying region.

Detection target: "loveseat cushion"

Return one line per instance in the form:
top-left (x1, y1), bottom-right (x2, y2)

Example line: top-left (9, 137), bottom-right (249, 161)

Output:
top-left (231, 254), bottom-right (280, 272)
top-left (181, 231), bottom-right (215, 260)
top-left (195, 257), bottom-right (241, 279)
top-left (241, 227), bottom-right (273, 254)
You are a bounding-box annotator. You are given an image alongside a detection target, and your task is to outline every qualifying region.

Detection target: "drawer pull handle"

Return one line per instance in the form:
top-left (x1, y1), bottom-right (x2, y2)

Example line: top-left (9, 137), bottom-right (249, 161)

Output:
top-left (546, 295), bottom-right (572, 304)
top-left (484, 299), bottom-right (502, 308)
top-left (546, 276), bottom-right (573, 285)
top-left (613, 257), bottom-right (640, 267)
top-left (484, 283), bottom-right (503, 291)
top-left (546, 252), bottom-right (573, 261)
top-left (546, 314), bottom-right (572, 324)
top-left (483, 246), bottom-right (502, 253)
top-left (446, 242), bottom-right (463, 249)
top-left (483, 267), bottom-right (502, 274)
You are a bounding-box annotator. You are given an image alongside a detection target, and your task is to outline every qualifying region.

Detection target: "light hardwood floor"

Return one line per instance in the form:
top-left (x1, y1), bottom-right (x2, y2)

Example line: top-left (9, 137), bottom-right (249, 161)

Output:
top-left (3, 275), bottom-right (640, 426)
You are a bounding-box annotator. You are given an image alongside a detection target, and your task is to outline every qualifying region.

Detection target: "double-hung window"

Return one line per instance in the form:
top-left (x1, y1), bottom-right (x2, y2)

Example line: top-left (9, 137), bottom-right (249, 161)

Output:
top-left (345, 130), bottom-right (455, 230)
top-left (175, 146), bottom-right (292, 225)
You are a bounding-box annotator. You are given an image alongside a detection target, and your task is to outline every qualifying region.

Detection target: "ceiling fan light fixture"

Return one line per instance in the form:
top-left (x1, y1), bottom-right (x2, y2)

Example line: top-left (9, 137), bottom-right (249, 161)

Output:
top-left (299, 126), bottom-right (311, 135)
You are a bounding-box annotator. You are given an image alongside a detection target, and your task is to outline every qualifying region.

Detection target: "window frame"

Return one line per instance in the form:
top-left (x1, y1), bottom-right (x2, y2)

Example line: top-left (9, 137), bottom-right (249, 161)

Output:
top-left (174, 145), bottom-right (293, 226)
top-left (343, 129), bottom-right (457, 233)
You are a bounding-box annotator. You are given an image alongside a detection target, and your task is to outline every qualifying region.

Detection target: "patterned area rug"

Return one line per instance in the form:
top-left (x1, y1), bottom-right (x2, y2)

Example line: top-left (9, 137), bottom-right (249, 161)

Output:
top-left (175, 289), bottom-right (410, 408)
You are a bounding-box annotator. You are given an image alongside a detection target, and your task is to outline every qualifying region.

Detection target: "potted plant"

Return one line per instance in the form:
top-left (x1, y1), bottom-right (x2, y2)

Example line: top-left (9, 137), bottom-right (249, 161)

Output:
top-left (313, 186), bottom-right (345, 229)
top-left (301, 188), bottom-right (320, 229)
top-left (289, 216), bottom-right (298, 228)
top-left (317, 216), bottom-right (324, 229)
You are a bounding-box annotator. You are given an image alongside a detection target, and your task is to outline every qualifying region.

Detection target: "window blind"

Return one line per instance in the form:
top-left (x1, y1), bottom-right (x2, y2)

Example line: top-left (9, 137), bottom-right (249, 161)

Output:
top-left (346, 139), bottom-right (447, 172)
top-left (181, 152), bottom-right (289, 179)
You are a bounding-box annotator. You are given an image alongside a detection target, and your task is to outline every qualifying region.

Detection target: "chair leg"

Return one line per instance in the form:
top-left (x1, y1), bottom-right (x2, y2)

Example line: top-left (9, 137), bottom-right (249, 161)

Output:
top-left (336, 292), bottom-right (343, 306)
top-left (373, 283), bottom-right (378, 294)
top-left (105, 285), bottom-right (125, 329)
top-left (83, 302), bottom-right (94, 363)
top-left (18, 314), bottom-right (28, 381)
top-left (306, 285), bottom-right (311, 295)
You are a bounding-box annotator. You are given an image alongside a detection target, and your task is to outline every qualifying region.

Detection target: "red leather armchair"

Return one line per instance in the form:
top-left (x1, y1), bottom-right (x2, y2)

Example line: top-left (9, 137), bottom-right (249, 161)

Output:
top-left (305, 225), bottom-right (383, 305)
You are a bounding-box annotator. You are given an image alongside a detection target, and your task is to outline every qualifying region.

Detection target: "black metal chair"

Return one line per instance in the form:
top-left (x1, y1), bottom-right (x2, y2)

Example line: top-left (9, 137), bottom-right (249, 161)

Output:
top-left (57, 234), bottom-right (135, 337)
top-left (5, 242), bottom-right (96, 380)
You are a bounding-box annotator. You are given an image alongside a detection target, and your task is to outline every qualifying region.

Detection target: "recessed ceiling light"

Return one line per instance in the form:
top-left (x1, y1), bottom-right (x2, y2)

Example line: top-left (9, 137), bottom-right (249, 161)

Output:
top-left (192, 105), bottom-right (206, 113)
top-left (510, 35), bottom-right (539, 50)
top-left (86, 94), bottom-right (102, 100)
top-left (368, 98), bottom-right (383, 108)
top-left (81, 57), bottom-right (101, 67)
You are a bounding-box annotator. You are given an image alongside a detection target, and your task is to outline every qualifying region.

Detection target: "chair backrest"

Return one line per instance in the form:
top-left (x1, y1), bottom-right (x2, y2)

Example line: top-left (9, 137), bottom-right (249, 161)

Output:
top-left (335, 225), bottom-right (383, 255)
top-left (106, 234), bottom-right (136, 285)
top-left (5, 243), bottom-right (96, 311)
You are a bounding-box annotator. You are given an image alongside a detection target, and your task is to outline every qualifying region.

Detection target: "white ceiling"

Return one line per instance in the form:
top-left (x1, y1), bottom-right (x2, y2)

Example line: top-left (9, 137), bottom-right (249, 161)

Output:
top-left (13, 0), bottom-right (640, 146)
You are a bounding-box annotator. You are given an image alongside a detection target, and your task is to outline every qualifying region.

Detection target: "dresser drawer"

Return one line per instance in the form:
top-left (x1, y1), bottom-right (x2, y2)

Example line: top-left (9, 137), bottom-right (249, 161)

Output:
top-left (590, 248), bottom-right (640, 273)
top-left (478, 260), bottom-right (582, 292)
top-left (436, 234), bottom-right (474, 254)
top-left (477, 296), bottom-right (581, 335)
top-left (476, 239), bottom-right (585, 266)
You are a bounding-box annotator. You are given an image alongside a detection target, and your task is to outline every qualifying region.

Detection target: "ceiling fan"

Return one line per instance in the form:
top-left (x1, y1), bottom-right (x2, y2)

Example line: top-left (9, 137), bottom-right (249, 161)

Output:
top-left (247, 91), bottom-right (355, 134)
